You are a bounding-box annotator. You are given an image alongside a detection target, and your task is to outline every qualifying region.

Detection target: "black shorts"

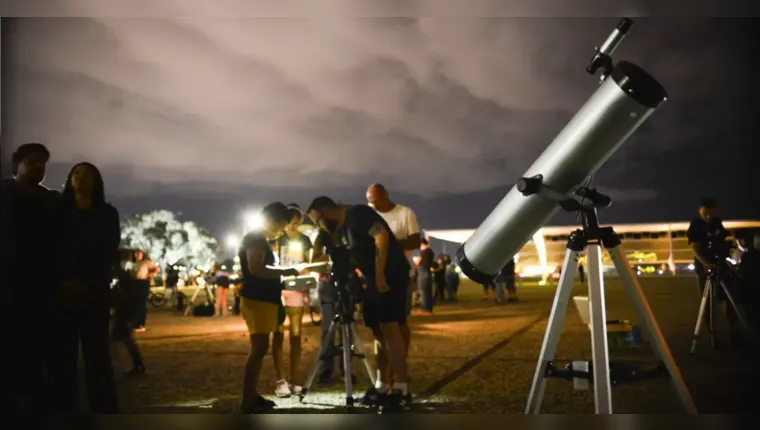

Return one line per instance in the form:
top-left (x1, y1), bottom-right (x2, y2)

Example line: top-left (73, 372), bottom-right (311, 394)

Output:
top-left (362, 278), bottom-right (408, 328)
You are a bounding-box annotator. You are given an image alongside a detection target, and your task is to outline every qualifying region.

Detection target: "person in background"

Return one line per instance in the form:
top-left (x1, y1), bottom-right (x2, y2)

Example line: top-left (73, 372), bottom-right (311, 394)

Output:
top-left (272, 205), bottom-right (313, 398)
top-left (734, 229), bottom-right (759, 334)
top-left (578, 263), bottom-right (585, 283)
top-left (482, 281), bottom-right (496, 301)
top-left (130, 249), bottom-right (159, 332)
top-left (1, 143), bottom-right (61, 414)
top-left (687, 197), bottom-right (741, 346)
top-left (431, 254), bottom-right (448, 303)
top-left (50, 162), bottom-right (120, 413)
top-left (444, 260), bottom-right (460, 302)
top-left (237, 203), bottom-right (300, 413)
top-left (112, 251), bottom-right (146, 376)
top-left (233, 270), bottom-right (243, 315)
top-left (494, 258), bottom-right (519, 304)
top-left (416, 239), bottom-right (436, 313)
top-left (214, 265), bottom-right (232, 317)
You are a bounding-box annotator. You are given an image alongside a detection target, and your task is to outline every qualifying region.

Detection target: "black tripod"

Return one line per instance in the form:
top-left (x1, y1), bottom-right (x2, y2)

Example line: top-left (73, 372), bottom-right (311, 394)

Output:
top-left (299, 273), bottom-right (375, 411)
top-left (690, 261), bottom-right (748, 353)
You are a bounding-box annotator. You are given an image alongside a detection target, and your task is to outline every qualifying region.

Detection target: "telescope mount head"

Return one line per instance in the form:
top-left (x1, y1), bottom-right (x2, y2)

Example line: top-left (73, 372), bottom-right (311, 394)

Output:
top-left (517, 175), bottom-right (612, 233)
top-left (586, 18), bottom-right (634, 83)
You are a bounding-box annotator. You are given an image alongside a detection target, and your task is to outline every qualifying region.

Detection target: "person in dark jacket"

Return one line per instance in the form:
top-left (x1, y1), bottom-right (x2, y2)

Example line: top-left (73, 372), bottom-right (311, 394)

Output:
top-left (49, 162), bottom-right (121, 413)
top-left (1, 143), bottom-right (61, 414)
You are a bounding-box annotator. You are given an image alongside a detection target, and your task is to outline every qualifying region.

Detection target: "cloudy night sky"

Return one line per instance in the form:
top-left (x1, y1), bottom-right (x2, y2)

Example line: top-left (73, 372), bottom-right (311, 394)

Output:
top-left (1, 3), bottom-right (758, 240)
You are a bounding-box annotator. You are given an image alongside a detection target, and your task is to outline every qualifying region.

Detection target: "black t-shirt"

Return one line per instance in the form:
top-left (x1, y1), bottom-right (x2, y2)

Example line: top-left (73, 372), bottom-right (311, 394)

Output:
top-left (238, 232), bottom-right (282, 304)
top-left (339, 205), bottom-right (410, 286)
top-left (58, 203), bottom-right (121, 294)
top-left (419, 248), bottom-right (435, 272)
top-left (687, 217), bottom-right (728, 270)
top-left (277, 232), bottom-right (313, 267)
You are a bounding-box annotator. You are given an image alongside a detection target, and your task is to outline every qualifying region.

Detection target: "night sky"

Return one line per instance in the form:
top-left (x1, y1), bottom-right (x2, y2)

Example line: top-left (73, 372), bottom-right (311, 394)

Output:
top-left (2, 11), bottom-right (758, 239)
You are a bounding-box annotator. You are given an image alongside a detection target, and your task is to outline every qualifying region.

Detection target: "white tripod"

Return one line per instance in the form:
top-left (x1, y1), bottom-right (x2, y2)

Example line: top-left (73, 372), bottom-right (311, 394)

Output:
top-left (521, 185), bottom-right (697, 414)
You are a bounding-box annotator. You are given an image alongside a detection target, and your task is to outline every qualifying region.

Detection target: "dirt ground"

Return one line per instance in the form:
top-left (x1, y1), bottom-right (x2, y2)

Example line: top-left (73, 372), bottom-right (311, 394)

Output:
top-left (106, 277), bottom-right (755, 414)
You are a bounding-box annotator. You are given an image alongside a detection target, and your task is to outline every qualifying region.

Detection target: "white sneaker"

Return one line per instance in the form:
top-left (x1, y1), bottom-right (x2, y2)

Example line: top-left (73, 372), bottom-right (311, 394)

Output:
top-left (290, 384), bottom-right (302, 395)
top-left (274, 379), bottom-right (292, 398)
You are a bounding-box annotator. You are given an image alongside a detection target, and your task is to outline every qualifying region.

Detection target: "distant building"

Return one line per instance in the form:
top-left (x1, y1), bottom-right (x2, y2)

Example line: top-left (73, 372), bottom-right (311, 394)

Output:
top-left (426, 220), bottom-right (760, 280)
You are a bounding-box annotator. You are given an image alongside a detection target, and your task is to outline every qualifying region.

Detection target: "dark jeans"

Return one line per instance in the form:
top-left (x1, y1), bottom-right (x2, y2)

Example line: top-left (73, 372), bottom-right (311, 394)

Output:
top-left (112, 300), bottom-right (145, 369)
top-left (133, 279), bottom-right (150, 327)
top-left (445, 272), bottom-right (459, 301)
top-left (49, 300), bottom-right (119, 413)
top-left (433, 272), bottom-right (446, 302)
top-left (418, 270), bottom-right (434, 312)
top-left (11, 298), bottom-right (53, 414)
top-left (318, 281), bottom-right (345, 376)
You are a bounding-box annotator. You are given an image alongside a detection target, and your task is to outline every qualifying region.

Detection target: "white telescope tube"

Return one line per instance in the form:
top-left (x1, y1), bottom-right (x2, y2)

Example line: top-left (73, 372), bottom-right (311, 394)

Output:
top-left (456, 61), bottom-right (667, 284)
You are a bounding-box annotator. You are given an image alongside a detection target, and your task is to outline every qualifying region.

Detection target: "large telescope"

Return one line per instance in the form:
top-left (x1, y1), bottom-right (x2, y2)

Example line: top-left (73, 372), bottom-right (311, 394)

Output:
top-left (456, 18), bottom-right (667, 284)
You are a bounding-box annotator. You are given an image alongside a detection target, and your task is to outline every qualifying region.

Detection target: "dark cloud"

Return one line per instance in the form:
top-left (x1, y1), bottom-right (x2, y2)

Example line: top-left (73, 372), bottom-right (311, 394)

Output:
top-left (2, 12), bottom-right (758, 235)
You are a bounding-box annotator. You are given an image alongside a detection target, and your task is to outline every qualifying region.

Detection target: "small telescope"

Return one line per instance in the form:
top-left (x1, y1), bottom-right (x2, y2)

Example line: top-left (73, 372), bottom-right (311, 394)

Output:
top-left (455, 18), bottom-right (698, 414)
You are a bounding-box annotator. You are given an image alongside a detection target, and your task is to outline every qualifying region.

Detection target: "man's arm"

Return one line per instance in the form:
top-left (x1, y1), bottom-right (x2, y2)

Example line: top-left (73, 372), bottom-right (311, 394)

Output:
top-left (370, 222), bottom-right (390, 282)
top-left (399, 210), bottom-right (421, 251)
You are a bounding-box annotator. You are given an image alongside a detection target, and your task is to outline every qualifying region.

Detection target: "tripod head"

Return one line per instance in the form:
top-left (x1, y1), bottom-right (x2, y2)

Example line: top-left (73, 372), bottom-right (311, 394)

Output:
top-left (517, 174), bottom-right (612, 233)
top-left (327, 245), bottom-right (362, 319)
top-left (587, 18), bottom-right (634, 83)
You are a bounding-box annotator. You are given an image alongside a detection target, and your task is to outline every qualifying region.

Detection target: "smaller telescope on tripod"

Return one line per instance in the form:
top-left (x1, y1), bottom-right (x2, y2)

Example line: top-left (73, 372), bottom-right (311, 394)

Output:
top-left (299, 246), bottom-right (375, 412)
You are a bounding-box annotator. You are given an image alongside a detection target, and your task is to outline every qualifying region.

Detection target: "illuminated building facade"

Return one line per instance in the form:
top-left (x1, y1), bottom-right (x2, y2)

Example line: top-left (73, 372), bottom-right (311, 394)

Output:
top-left (426, 220), bottom-right (760, 280)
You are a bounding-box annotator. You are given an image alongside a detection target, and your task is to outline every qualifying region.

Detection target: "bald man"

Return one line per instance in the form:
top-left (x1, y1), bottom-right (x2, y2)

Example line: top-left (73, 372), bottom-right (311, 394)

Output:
top-left (365, 184), bottom-right (420, 400)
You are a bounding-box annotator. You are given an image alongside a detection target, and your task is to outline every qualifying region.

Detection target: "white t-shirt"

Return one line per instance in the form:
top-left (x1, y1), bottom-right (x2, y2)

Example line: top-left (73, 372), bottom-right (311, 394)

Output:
top-left (375, 204), bottom-right (420, 274)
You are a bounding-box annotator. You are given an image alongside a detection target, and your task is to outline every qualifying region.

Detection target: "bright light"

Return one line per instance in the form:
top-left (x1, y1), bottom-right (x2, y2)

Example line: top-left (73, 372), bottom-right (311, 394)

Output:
top-left (221, 265), bottom-right (227, 270)
top-left (225, 234), bottom-right (240, 249)
top-left (244, 212), bottom-right (264, 231)
top-left (687, 263), bottom-right (695, 270)
top-left (637, 271), bottom-right (641, 275)
top-left (658, 270), bottom-right (664, 275)
top-left (726, 257), bottom-right (737, 265)
top-left (520, 264), bottom-right (545, 277)
top-left (288, 241), bottom-right (303, 253)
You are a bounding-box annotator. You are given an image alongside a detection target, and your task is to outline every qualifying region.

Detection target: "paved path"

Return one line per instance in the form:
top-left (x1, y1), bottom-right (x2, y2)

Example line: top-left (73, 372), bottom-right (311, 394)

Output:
top-left (112, 277), bottom-right (754, 414)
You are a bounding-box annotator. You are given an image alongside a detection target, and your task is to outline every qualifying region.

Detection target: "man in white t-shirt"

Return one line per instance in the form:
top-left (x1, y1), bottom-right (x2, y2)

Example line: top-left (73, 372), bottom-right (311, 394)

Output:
top-left (366, 184), bottom-right (421, 395)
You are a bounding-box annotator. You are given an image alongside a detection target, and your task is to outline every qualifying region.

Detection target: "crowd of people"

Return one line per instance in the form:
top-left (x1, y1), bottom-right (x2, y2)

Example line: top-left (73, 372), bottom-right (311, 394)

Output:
top-left (4, 141), bottom-right (756, 415)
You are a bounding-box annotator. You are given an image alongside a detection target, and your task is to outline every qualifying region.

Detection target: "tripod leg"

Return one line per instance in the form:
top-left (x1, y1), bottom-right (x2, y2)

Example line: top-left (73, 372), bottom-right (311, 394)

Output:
top-left (300, 320), bottom-right (338, 399)
top-left (718, 278), bottom-right (750, 331)
top-left (341, 323), bottom-right (355, 408)
top-left (350, 323), bottom-right (376, 386)
top-left (690, 282), bottom-right (710, 354)
top-left (585, 244), bottom-right (612, 414)
top-left (525, 247), bottom-right (582, 414)
top-left (607, 245), bottom-right (698, 414)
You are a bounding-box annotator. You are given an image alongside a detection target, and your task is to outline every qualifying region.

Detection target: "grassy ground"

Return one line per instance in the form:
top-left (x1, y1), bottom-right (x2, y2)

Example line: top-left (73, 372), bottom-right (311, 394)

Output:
top-left (108, 276), bottom-right (755, 414)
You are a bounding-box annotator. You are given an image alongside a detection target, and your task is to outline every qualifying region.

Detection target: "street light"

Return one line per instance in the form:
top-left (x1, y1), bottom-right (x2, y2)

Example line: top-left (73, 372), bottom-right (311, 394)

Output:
top-left (225, 234), bottom-right (240, 249)
top-left (243, 211), bottom-right (264, 233)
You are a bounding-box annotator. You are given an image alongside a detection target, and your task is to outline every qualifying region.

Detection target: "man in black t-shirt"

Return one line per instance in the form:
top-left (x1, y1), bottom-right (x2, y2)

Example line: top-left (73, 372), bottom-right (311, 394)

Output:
top-left (307, 196), bottom-right (411, 414)
top-left (236, 202), bottom-right (300, 413)
top-left (686, 197), bottom-right (740, 343)
top-left (417, 239), bottom-right (435, 313)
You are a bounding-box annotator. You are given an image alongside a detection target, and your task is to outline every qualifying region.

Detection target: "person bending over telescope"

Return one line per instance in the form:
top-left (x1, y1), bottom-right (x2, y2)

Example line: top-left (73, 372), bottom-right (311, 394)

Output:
top-left (307, 196), bottom-right (412, 414)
